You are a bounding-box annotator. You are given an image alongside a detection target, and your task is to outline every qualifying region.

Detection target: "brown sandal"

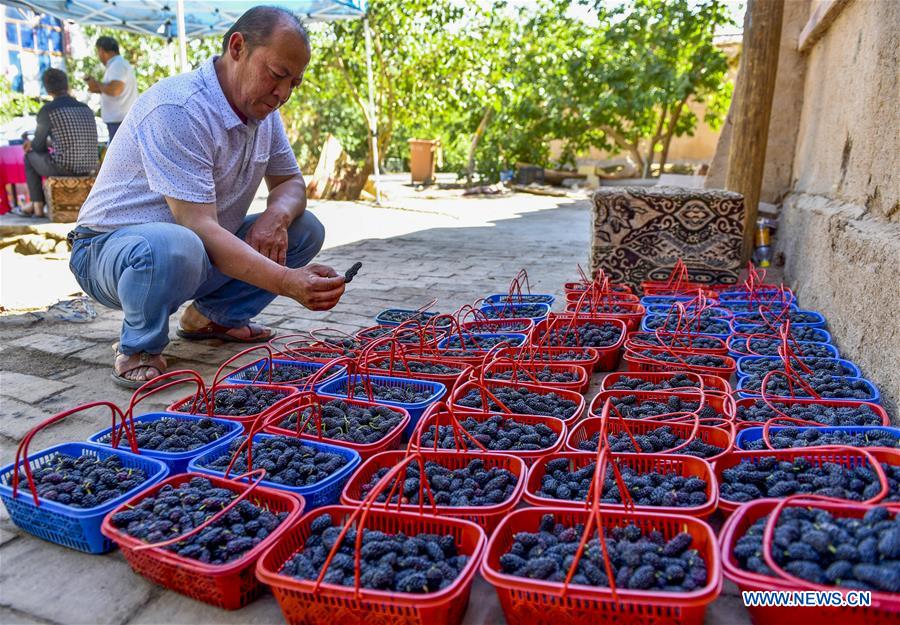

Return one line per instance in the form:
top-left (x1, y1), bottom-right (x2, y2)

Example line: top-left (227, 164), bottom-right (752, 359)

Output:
top-left (111, 350), bottom-right (167, 389)
top-left (176, 320), bottom-right (275, 343)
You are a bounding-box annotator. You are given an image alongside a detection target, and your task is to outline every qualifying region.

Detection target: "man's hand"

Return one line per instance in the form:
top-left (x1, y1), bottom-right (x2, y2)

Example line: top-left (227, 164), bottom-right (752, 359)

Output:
top-left (22, 140), bottom-right (31, 153)
top-left (86, 77), bottom-right (101, 94)
top-left (280, 263), bottom-right (346, 311)
top-left (246, 208), bottom-right (289, 265)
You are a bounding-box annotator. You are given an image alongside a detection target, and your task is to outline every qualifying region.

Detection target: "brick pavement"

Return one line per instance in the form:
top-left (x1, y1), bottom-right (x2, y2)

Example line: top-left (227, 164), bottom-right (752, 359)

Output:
top-left (0, 192), bottom-right (752, 625)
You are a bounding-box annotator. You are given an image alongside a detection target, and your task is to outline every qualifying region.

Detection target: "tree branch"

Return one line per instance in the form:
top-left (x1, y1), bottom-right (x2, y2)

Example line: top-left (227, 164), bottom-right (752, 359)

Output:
top-left (601, 124), bottom-right (644, 172)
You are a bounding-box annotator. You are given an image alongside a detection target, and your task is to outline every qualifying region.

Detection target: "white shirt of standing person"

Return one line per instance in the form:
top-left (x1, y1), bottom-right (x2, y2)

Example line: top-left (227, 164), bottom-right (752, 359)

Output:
top-left (101, 54), bottom-right (137, 123)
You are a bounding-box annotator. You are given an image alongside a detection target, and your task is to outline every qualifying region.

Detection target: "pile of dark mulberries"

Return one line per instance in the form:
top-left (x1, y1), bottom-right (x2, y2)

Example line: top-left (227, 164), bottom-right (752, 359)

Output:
top-left (733, 505), bottom-right (900, 592)
top-left (742, 427), bottom-right (899, 450)
top-left (643, 316), bottom-right (730, 335)
top-left (277, 399), bottom-right (405, 444)
top-left (733, 324), bottom-right (826, 343)
top-left (739, 357), bottom-right (855, 378)
top-left (720, 456), bottom-right (882, 502)
top-left (607, 394), bottom-right (724, 421)
top-left (198, 436), bottom-right (348, 486)
top-left (109, 476), bottom-right (287, 564)
top-left (735, 400), bottom-right (883, 426)
top-left (577, 425), bottom-right (724, 459)
top-left (419, 414), bottom-right (558, 451)
top-left (231, 363), bottom-right (342, 385)
top-left (481, 304), bottom-right (547, 319)
top-left (442, 334), bottom-right (521, 350)
top-left (632, 350), bottom-right (729, 368)
top-left (8, 452), bottom-right (147, 508)
top-left (741, 371), bottom-right (872, 399)
top-left (360, 457), bottom-right (517, 506)
top-left (498, 513), bottom-right (708, 591)
top-left (486, 365), bottom-right (580, 385)
top-left (729, 338), bottom-right (835, 358)
top-left (734, 310), bottom-right (822, 325)
top-left (538, 458), bottom-right (708, 507)
top-left (540, 322), bottom-right (623, 348)
top-left (606, 373), bottom-right (704, 392)
top-left (280, 512), bottom-right (468, 592)
top-left (338, 379), bottom-right (436, 404)
top-left (456, 386), bottom-right (577, 420)
top-left (368, 358), bottom-right (465, 376)
top-left (174, 386), bottom-right (290, 416)
top-left (629, 333), bottom-right (724, 351)
top-left (97, 416), bottom-right (231, 452)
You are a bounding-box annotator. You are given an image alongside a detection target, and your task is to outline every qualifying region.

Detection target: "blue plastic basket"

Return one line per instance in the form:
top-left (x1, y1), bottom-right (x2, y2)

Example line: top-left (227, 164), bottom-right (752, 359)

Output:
top-left (640, 314), bottom-right (731, 339)
top-left (719, 301), bottom-right (798, 313)
top-left (223, 358), bottom-right (346, 390)
top-left (735, 375), bottom-right (881, 404)
top-left (317, 373), bottom-right (446, 437)
top-left (735, 355), bottom-right (861, 380)
top-left (478, 302), bottom-right (551, 320)
top-left (374, 308), bottom-right (442, 327)
top-left (732, 323), bottom-right (832, 344)
top-left (0, 442), bottom-right (168, 553)
top-left (187, 433), bottom-right (360, 509)
top-left (436, 332), bottom-right (528, 351)
top-left (87, 413), bottom-right (244, 474)
top-left (639, 295), bottom-right (695, 306)
top-left (726, 336), bottom-right (839, 359)
top-left (645, 304), bottom-right (734, 318)
top-left (717, 290), bottom-right (796, 303)
top-left (734, 425), bottom-right (900, 450)
top-left (483, 293), bottom-right (556, 306)
top-left (731, 309), bottom-right (827, 329)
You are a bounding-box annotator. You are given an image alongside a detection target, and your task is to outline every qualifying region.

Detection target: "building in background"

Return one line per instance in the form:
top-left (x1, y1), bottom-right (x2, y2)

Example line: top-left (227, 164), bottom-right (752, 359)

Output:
top-left (2, 6), bottom-right (68, 96)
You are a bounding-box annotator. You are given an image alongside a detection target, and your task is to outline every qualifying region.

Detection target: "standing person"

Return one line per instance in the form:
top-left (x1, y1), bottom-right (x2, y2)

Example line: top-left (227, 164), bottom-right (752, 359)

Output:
top-left (70, 6), bottom-right (345, 388)
top-left (86, 36), bottom-right (137, 143)
top-left (19, 68), bottom-right (98, 218)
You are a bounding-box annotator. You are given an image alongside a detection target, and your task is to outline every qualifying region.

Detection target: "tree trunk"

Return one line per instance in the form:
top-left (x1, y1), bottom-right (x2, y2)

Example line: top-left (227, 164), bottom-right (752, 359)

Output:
top-left (466, 105), bottom-right (494, 187)
top-left (726, 0), bottom-right (784, 262)
top-left (601, 125), bottom-right (644, 173)
top-left (658, 100), bottom-right (687, 176)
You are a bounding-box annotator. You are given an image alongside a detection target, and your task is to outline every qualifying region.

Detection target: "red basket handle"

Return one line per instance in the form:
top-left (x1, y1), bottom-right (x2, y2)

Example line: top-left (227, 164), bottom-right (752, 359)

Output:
top-left (479, 354), bottom-right (544, 387)
top-left (211, 344), bottom-right (275, 397)
top-left (132, 469), bottom-right (267, 552)
top-left (267, 333), bottom-right (315, 358)
top-left (313, 453), bottom-right (437, 598)
top-left (12, 401), bottom-right (130, 505)
top-left (408, 401), bottom-right (489, 454)
top-left (125, 368), bottom-right (207, 426)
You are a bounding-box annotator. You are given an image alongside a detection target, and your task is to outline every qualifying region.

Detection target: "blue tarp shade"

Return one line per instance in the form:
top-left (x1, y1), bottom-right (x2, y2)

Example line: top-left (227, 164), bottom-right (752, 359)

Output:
top-left (2, 1), bottom-right (366, 37)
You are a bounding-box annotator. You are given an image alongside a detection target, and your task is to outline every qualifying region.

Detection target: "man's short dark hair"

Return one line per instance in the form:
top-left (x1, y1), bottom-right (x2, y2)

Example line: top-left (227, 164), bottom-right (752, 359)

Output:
top-left (41, 68), bottom-right (68, 96)
top-left (221, 6), bottom-right (309, 55)
top-left (96, 36), bottom-right (119, 54)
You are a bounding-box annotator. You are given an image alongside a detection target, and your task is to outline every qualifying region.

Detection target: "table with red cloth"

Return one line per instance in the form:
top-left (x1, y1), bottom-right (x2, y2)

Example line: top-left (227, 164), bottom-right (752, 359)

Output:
top-left (0, 145), bottom-right (27, 215)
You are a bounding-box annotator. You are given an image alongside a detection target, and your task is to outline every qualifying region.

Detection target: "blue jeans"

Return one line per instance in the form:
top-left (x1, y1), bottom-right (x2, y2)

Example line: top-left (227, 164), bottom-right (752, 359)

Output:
top-left (106, 122), bottom-right (121, 143)
top-left (69, 211), bottom-right (325, 355)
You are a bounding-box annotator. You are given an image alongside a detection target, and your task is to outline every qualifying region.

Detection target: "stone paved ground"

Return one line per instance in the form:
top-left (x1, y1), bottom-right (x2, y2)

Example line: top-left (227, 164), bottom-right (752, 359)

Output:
top-left (0, 187), bottom-right (751, 625)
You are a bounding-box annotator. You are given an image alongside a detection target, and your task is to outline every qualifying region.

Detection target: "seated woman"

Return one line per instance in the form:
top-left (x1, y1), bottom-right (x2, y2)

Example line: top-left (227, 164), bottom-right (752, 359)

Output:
top-left (20, 68), bottom-right (98, 218)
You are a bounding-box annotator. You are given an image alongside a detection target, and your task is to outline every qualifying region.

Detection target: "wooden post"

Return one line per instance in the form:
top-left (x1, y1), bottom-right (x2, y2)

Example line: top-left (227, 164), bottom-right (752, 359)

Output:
top-left (726, 0), bottom-right (785, 262)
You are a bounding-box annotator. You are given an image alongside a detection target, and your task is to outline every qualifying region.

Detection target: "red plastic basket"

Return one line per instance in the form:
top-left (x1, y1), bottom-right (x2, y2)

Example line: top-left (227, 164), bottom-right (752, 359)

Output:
top-left (564, 280), bottom-right (634, 296)
top-left (561, 301), bottom-right (645, 331)
top-left (340, 450), bottom-right (526, 533)
top-left (496, 345), bottom-right (603, 375)
top-left (523, 451), bottom-right (718, 518)
top-left (255, 504), bottom-right (486, 625)
top-left (733, 396), bottom-right (893, 429)
top-left (719, 498), bottom-right (900, 625)
top-left (712, 447), bottom-right (893, 514)
top-left (623, 346), bottom-right (736, 382)
top-left (589, 388), bottom-right (734, 425)
top-left (600, 371), bottom-right (732, 394)
top-left (260, 392), bottom-right (410, 461)
top-left (481, 507), bottom-right (721, 625)
top-left (531, 316), bottom-right (626, 371)
top-left (449, 379), bottom-right (586, 427)
top-left (101, 471), bottom-right (304, 609)
top-left (460, 317), bottom-right (536, 334)
top-left (356, 353), bottom-right (471, 386)
top-left (168, 383), bottom-right (298, 433)
top-left (566, 417), bottom-right (734, 462)
top-left (479, 360), bottom-right (589, 393)
top-left (625, 332), bottom-right (729, 355)
top-left (410, 406), bottom-right (566, 467)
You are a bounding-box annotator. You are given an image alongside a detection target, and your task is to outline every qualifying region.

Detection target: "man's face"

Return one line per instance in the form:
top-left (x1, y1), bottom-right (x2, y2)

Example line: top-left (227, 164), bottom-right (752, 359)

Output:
top-left (229, 27), bottom-right (310, 121)
top-left (96, 47), bottom-right (109, 64)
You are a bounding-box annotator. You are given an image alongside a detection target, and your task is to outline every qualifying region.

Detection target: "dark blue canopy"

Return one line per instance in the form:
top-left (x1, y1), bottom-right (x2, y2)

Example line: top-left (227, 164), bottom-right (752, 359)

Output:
top-left (3, 1), bottom-right (366, 37)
